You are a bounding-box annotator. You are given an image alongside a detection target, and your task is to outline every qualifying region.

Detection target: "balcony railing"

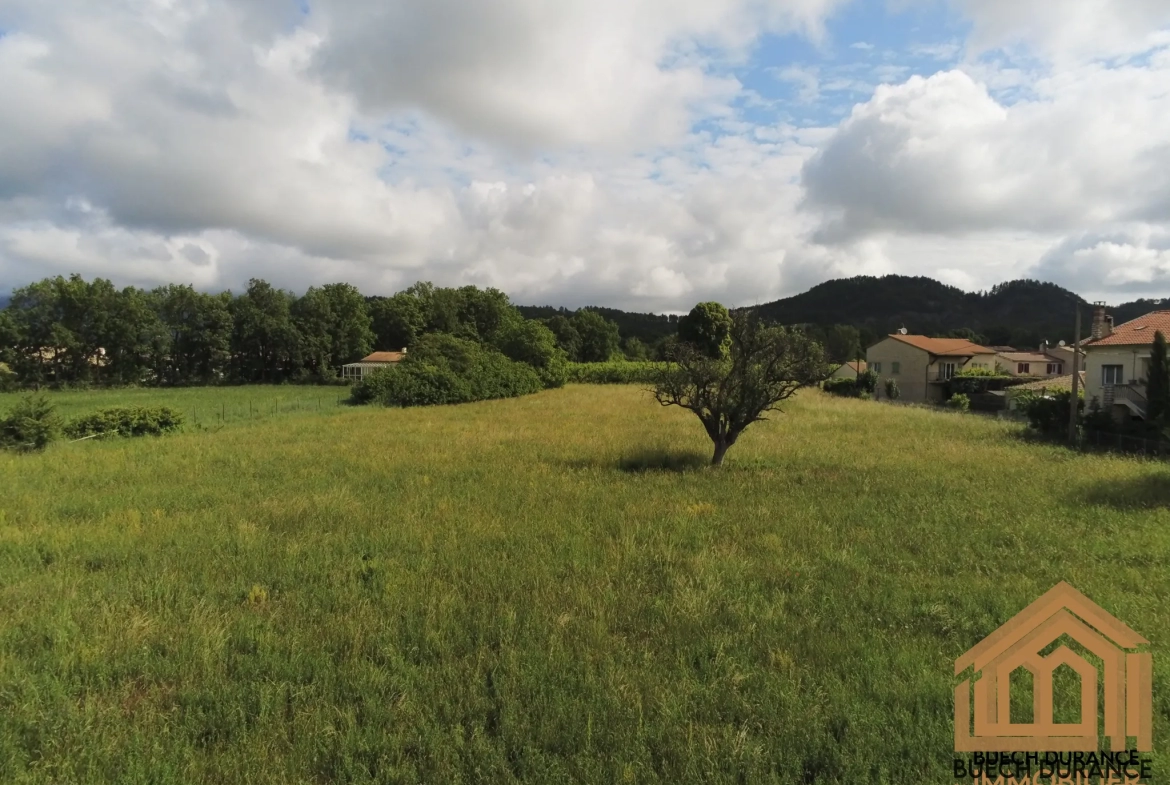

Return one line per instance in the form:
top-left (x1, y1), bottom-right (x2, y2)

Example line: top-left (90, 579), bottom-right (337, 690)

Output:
top-left (1107, 383), bottom-right (1147, 417)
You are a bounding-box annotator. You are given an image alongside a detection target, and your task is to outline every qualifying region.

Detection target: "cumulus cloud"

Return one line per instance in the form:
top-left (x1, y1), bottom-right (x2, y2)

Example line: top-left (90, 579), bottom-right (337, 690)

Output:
top-left (800, 64), bottom-right (1170, 241)
top-left (2, 0), bottom-right (1170, 310)
top-left (310, 0), bottom-right (850, 150)
top-left (1030, 227), bottom-right (1170, 298)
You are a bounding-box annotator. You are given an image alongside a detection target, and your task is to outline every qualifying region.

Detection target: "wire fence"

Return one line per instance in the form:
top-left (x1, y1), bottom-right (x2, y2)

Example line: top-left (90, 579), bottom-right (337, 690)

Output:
top-left (1020, 427), bottom-right (1170, 459)
top-left (186, 395), bottom-right (350, 427)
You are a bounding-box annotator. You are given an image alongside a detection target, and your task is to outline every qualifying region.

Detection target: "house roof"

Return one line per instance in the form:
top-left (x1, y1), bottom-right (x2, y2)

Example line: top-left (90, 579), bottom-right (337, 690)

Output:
top-left (841, 360), bottom-right (866, 373)
top-left (1087, 310), bottom-right (1170, 347)
top-left (886, 334), bottom-right (997, 356)
top-left (1009, 372), bottom-right (1086, 393)
top-left (997, 352), bottom-right (1052, 363)
top-left (360, 351), bottom-right (406, 363)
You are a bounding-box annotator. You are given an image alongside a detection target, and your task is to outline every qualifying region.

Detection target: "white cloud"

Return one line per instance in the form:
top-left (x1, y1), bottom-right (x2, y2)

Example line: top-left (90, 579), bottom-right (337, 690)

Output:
top-left (2, 0), bottom-right (1170, 311)
top-left (1030, 227), bottom-right (1170, 299)
top-left (801, 64), bottom-right (1170, 240)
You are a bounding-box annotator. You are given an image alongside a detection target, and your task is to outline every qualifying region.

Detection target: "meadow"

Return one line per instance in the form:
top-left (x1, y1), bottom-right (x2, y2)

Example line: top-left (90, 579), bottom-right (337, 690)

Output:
top-left (1, 385), bottom-right (1168, 784)
top-left (0, 384), bottom-right (352, 429)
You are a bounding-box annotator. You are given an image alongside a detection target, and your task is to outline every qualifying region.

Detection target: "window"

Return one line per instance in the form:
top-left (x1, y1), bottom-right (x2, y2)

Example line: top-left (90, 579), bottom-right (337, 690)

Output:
top-left (873, 362), bottom-right (882, 373)
top-left (891, 361), bottom-right (900, 375)
top-left (939, 362), bottom-right (957, 380)
top-left (1102, 365), bottom-right (1124, 385)
top-left (1017, 363), bottom-right (1030, 374)
top-left (1047, 363), bottom-right (1062, 375)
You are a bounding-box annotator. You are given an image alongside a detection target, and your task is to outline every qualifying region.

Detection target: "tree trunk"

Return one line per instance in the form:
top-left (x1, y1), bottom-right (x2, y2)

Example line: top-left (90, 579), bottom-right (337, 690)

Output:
top-left (711, 438), bottom-right (730, 467)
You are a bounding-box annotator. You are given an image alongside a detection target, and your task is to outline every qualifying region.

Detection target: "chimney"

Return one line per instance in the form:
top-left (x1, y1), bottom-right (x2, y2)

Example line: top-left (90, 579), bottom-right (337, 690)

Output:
top-left (1091, 302), bottom-right (1112, 340)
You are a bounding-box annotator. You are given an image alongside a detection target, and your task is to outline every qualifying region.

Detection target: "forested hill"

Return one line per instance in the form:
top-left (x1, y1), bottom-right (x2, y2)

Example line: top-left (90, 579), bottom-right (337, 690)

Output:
top-left (752, 276), bottom-right (1099, 348)
top-left (516, 305), bottom-right (679, 344)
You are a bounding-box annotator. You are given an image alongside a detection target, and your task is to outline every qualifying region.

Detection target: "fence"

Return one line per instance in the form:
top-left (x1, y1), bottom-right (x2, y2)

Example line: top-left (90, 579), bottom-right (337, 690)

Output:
top-left (1074, 429), bottom-right (1170, 458)
top-left (186, 396), bottom-right (349, 427)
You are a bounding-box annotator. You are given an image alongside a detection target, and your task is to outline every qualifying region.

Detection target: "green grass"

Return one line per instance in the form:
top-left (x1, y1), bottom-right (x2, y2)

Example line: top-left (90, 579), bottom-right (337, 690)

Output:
top-left (0, 385), bottom-right (351, 429)
top-left (1, 386), bottom-right (1168, 784)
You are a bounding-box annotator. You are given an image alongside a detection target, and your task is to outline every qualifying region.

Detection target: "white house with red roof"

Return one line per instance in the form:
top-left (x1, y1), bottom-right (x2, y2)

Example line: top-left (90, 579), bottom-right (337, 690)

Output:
top-left (1081, 305), bottom-right (1170, 420)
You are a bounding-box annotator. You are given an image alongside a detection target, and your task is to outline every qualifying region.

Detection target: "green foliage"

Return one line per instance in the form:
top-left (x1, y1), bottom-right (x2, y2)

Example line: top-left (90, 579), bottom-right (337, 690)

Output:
top-left (1023, 390), bottom-right (1082, 434)
top-left (1147, 330), bottom-right (1169, 422)
top-left (64, 406), bottom-right (184, 439)
top-left (655, 313), bottom-right (829, 465)
top-left (946, 393), bottom-right (970, 412)
top-left (543, 314), bottom-right (582, 361)
top-left (856, 369), bottom-right (879, 394)
top-left (822, 377), bottom-right (859, 397)
top-left (0, 362), bottom-right (16, 392)
top-left (571, 309), bottom-right (622, 362)
top-left (884, 377), bottom-right (900, 400)
top-left (493, 319), bottom-right (569, 388)
top-left (621, 336), bottom-right (650, 361)
top-left (565, 361), bottom-right (669, 384)
top-left (955, 366), bottom-right (998, 378)
top-left (677, 301), bottom-right (732, 359)
top-left (353, 335), bottom-right (543, 407)
top-left (0, 393), bottom-right (60, 451)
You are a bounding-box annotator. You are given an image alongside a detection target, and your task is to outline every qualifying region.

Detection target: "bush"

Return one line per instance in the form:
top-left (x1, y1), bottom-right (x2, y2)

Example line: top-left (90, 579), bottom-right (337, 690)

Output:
top-left (566, 361), bottom-right (670, 385)
top-left (64, 406), bottom-right (185, 439)
top-left (352, 335), bottom-right (543, 407)
top-left (884, 378), bottom-right (900, 400)
top-left (1023, 390), bottom-right (1082, 434)
top-left (946, 393), bottom-right (971, 412)
top-left (493, 319), bottom-right (569, 389)
top-left (0, 362), bottom-right (17, 392)
top-left (856, 369), bottom-right (879, 395)
top-left (0, 394), bottom-right (61, 452)
top-left (823, 377), bottom-right (858, 397)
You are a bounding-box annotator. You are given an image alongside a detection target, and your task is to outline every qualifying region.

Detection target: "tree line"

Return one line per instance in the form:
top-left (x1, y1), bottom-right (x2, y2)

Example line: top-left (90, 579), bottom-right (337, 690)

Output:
top-left (0, 275), bottom-right (636, 388)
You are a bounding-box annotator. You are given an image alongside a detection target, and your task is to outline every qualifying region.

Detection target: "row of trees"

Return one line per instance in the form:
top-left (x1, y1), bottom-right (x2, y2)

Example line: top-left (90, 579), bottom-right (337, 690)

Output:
top-left (0, 275), bottom-right (632, 388)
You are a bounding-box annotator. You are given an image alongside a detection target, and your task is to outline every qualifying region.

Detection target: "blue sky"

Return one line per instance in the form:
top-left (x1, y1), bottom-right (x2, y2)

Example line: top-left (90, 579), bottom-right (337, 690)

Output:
top-left (0, 0), bottom-right (1169, 310)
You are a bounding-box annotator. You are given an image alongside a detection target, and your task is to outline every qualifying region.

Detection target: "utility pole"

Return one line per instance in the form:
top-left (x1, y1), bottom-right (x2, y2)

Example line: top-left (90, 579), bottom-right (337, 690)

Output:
top-left (1069, 305), bottom-right (1081, 444)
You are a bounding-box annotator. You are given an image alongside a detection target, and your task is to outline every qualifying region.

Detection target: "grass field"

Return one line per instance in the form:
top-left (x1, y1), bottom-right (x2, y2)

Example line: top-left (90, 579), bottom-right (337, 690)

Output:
top-left (0, 384), bottom-right (352, 429)
top-left (1, 385), bottom-right (1168, 784)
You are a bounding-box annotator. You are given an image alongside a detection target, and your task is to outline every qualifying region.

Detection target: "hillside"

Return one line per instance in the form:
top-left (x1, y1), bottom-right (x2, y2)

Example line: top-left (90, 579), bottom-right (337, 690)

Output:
top-left (750, 276), bottom-right (1098, 348)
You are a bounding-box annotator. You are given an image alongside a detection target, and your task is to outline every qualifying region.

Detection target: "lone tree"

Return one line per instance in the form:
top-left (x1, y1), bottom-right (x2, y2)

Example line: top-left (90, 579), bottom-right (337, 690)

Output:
top-left (1147, 330), bottom-right (1169, 422)
top-left (654, 311), bottom-right (829, 467)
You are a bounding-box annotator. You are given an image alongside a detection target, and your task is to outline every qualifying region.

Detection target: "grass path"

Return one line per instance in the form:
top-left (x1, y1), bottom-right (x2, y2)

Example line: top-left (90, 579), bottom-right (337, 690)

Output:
top-left (1, 386), bottom-right (1167, 783)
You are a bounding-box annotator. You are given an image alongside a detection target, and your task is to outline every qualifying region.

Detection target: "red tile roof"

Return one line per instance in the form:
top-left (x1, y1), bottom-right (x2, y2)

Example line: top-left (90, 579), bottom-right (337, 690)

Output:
top-left (361, 351), bottom-right (406, 363)
top-left (1088, 311), bottom-right (1170, 347)
top-left (886, 334), bottom-right (997, 356)
top-left (841, 361), bottom-right (867, 373)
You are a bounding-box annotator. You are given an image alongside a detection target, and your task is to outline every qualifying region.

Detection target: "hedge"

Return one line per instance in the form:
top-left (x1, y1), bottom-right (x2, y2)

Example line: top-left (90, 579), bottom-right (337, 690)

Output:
top-left (565, 361), bottom-right (670, 385)
top-left (64, 406), bottom-right (185, 439)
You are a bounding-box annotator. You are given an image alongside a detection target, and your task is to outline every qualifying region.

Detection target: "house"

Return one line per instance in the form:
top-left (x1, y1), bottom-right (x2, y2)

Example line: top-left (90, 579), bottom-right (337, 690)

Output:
top-left (1081, 305), bottom-right (1170, 421)
top-left (994, 351), bottom-right (1066, 378)
top-left (828, 360), bottom-right (866, 380)
top-left (341, 349), bottom-right (407, 382)
top-left (865, 333), bottom-right (997, 403)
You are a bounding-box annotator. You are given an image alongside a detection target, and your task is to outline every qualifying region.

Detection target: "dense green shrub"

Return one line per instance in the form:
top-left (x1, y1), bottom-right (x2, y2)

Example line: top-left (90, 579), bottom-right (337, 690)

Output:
top-left (822, 377), bottom-right (858, 397)
top-left (566, 361), bottom-right (669, 384)
top-left (0, 394), bottom-right (61, 451)
top-left (946, 393), bottom-right (971, 412)
top-left (64, 406), bottom-right (185, 439)
top-left (0, 362), bottom-right (16, 392)
top-left (1022, 390), bottom-right (1082, 434)
top-left (493, 319), bottom-right (568, 388)
top-left (884, 378), bottom-right (900, 400)
top-left (856, 369), bottom-right (879, 395)
top-left (352, 335), bottom-right (543, 407)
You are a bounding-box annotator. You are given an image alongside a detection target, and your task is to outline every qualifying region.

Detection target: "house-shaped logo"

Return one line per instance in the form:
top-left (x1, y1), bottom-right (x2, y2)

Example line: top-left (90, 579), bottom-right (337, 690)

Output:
top-left (955, 582), bottom-right (1152, 752)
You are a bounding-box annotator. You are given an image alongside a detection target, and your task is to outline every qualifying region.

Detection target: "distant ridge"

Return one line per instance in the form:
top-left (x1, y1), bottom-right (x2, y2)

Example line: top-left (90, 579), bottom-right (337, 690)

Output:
top-left (519, 276), bottom-right (1161, 348)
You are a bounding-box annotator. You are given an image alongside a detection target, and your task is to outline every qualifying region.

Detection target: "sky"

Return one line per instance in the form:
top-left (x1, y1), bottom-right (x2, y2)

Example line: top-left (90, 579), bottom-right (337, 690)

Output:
top-left (1, 0), bottom-right (1169, 311)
